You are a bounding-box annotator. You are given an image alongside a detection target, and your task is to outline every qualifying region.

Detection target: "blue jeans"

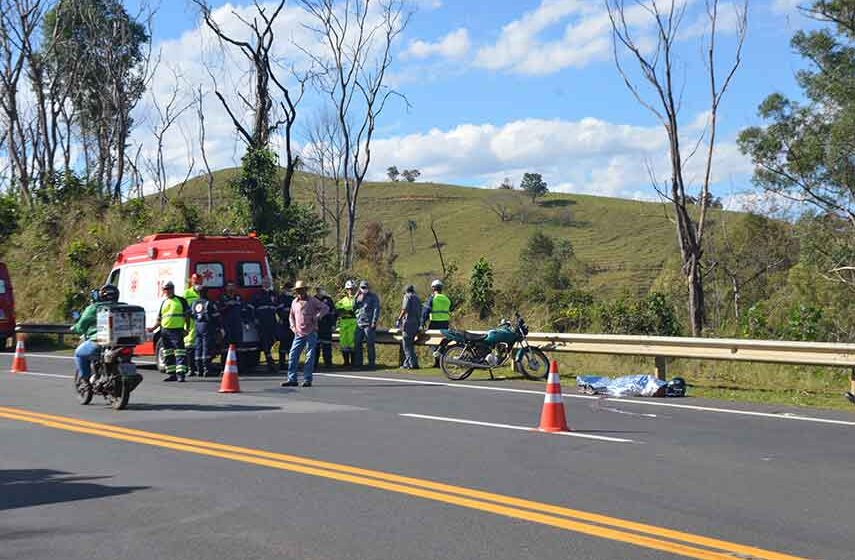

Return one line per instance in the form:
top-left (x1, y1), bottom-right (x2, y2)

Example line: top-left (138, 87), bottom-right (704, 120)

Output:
top-left (353, 326), bottom-right (376, 368)
top-left (74, 340), bottom-right (99, 379)
top-left (288, 332), bottom-right (318, 383)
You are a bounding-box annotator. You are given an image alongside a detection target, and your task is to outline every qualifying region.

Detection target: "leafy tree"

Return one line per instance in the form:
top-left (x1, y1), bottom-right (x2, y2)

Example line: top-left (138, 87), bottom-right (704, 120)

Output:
top-left (401, 169), bottom-right (421, 182)
top-left (598, 293), bottom-right (680, 336)
top-left (520, 172), bottom-right (548, 204)
top-left (739, 0), bottom-right (855, 286)
top-left (43, 0), bottom-right (150, 198)
top-left (0, 193), bottom-right (20, 244)
top-left (387, 166), bottom-right (400, 182)
top-left (469, 257), bottom-right (495, 319)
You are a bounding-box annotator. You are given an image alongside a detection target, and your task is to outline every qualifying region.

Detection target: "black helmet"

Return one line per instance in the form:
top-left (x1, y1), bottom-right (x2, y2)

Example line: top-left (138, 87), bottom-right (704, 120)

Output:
top-left (666, 377), bottom-right (686, 397)
top-left (99, 284), bottom-right (119, 303)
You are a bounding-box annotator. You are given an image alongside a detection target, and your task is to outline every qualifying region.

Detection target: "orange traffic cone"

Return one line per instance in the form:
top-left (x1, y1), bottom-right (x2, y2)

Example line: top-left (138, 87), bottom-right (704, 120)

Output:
top-left (538, 360), bottom-right (569, 432)
top-left (218, 344), bottom-right (241, 393)
top-left (10, 338), bottom-right (27, 373)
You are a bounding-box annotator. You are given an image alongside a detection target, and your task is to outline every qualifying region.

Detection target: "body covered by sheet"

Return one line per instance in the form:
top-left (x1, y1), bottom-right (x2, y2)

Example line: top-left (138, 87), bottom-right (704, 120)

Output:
top-left (576, 374), bottom-right (685, 397)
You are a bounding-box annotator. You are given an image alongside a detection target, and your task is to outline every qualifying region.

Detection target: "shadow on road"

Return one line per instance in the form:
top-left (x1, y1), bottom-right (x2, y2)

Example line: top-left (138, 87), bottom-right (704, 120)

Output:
top-left (127, 403), bottom-right (281, 412)
top-left (0, 469), bottom-right (147, 511)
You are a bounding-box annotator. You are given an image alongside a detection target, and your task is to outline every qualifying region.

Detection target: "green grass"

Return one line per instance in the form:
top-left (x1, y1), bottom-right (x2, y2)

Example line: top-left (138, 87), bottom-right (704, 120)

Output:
top-left (176, 169), bottom-right (693, 297)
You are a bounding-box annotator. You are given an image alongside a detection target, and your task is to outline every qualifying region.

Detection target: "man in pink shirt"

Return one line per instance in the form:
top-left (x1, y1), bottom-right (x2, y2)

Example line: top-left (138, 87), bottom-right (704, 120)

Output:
top-left (281, 280), bottom-right (328, 388)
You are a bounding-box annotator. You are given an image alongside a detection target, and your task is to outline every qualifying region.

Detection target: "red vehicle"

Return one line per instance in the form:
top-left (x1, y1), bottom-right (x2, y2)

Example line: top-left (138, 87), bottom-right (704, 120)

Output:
top-left (106, 233), bottom-right (272, 366)
top-left (0, 262), bottom-right (15, 350)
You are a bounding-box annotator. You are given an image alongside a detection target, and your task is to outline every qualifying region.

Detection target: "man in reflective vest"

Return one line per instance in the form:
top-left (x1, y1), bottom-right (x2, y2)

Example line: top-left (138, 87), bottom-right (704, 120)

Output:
top-left (150, 281), bottom-right (190, 382)
top-left (183, 273), bottom-right (203, 376)
top-left (421, 279), bottom-right (451, 367)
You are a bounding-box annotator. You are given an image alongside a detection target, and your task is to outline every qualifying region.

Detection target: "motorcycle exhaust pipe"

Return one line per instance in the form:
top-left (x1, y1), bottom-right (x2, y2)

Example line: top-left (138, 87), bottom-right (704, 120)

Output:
top-left (443, 357), bottom-right (492, 370)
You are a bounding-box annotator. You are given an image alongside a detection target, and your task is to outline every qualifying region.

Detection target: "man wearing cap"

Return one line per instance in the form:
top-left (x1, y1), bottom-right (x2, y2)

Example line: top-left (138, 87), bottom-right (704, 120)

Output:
top-left (282, 280), bottom-right (328, 388)
top-left (335, 280), bottom-right (357, 366)
top-left (422, 279), bottom-right (452, 367)
top-left (150, 281), bottom-right (190, 382)
top-left (353, 280), bottom-right (380, 369)
top-left (396, 284), bottom-right (422, 369)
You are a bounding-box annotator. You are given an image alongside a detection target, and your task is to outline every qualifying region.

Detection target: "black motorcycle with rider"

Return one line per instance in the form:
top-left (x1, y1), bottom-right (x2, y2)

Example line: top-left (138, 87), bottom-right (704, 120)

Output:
top-left (71, 284), bottom-right (145, 410)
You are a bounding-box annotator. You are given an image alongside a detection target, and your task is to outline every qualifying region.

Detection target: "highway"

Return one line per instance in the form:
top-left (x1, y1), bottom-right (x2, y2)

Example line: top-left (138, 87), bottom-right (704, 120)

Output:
top-left (1, 351), bottom-right (854, 559)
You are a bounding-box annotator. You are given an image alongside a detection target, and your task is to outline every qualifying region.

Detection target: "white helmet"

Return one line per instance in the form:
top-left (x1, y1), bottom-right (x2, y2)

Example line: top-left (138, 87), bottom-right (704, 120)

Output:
top-left (344, 279), bottom-right (355, 289)
top-left (431, 279), bottom-right (443, 289)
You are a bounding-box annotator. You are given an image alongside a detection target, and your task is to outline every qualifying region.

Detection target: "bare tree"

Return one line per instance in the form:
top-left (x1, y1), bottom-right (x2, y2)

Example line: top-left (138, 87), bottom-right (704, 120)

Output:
top-left (194, 85), bottom-right (214, 214)
top-left (0, 0), bottom-right (41, 205)
top-left (606, 0), bottom-right (747, 336)
top-left (193, 0), bottom-right (307, 207)
top-left (300, 0), bottom-right (410, 269)
top-left (144, 71), bottom-right (193, 209)
top-left (304, 109), bottom-right (346, 263)
top-left (429, 218), bottom-right (446, 276)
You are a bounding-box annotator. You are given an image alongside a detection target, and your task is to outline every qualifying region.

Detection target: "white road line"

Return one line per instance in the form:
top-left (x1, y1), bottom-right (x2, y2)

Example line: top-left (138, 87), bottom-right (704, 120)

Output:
top-left (319, 373), bottom-right (855, 427)
top-left (5, 353), bottom-right (158, 366)
top-left (12, 371), bottom-right (73, 379)
top-left (400, 413), bottom-right (637, 443)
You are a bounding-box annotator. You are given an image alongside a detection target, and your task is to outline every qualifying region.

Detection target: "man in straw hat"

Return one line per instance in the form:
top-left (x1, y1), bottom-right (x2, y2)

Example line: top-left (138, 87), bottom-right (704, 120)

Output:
top-left (282, 280), bottom-right (328, 388)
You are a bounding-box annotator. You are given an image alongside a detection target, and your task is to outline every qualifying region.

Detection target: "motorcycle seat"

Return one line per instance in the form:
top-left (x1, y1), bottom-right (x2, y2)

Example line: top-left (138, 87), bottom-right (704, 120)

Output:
top-left (448, 329), bottom-right (487, 342)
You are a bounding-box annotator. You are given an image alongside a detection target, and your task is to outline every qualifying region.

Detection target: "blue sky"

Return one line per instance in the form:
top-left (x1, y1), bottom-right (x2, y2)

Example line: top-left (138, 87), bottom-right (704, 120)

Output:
top-left (129, 0), bottom-right (814, 204)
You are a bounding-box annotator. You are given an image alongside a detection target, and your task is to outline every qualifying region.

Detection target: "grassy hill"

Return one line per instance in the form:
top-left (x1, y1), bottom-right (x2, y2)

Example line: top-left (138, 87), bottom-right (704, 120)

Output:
top-left (176, 169), bottom-right (689, 297)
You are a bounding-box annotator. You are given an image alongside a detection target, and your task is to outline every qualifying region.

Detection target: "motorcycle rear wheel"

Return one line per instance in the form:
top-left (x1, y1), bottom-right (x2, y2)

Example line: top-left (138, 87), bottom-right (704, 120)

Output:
top-left (516, 347), bottom-right (550, 381)
top-left (74, 372), bottom-right (93, 405)
top-left (109, 377), bottom-right (130, 410)
top-left (440, 344), bottom-right (475, 381)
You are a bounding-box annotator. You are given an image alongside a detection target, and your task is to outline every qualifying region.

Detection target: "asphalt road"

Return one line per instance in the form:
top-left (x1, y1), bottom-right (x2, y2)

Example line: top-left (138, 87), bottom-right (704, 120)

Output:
top-left (1, 351), bottom-right (854, 560)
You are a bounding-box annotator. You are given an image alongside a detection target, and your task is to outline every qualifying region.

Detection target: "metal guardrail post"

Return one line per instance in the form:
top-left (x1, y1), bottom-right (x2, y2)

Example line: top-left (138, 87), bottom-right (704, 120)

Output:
top-left (654, 356), bottom-right (667, 381)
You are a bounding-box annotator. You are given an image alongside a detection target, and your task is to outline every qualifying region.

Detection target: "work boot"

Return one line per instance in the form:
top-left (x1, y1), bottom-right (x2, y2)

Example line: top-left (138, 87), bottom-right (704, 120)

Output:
top-left (163, 375), bottom-right (178, 382)
top-left (178, 375), bottom-right (186, 383)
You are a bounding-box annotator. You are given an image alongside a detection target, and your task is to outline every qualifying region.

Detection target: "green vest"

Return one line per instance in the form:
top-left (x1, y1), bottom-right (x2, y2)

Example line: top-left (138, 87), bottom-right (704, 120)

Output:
top-left (184, 287), bottom-right (200, 344)
top-left (160, 297), bottom-right (187, 329)
top-left (336, 296), bottom-right (356, 320)
top-left (430, 293), bottom-right (451, 323)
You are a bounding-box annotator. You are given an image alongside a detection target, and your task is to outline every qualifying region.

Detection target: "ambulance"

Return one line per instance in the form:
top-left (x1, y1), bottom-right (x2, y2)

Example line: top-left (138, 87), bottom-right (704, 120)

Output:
top-left (0, 262), bottom-right (15, 350)
top-left (106, 233), bottom-right (272, 368)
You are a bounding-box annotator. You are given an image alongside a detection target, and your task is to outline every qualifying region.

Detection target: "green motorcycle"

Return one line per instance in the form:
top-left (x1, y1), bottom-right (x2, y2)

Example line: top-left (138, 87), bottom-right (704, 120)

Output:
top-left (438, 313), bottom-right (550, 381)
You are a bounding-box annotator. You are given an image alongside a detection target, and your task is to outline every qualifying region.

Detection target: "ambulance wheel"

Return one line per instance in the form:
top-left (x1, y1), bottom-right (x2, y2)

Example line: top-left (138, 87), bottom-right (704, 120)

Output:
top-left (156, 339), bottom-right (166, 373)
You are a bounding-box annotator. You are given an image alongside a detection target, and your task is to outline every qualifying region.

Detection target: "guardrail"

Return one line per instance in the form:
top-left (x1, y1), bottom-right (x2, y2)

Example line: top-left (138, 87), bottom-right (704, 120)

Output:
top-left (372, 329), bottom-right (855, 393)
top-left (17, 323), bottom-right (855, 393)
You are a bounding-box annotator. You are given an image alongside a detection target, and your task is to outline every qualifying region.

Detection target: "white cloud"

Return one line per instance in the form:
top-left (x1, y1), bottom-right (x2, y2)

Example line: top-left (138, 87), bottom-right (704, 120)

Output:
top-left (771, 0), bottom-right (801, 14)
top-left (365, 115), bottom-right (752, 198)
top-left (402, 28), bottom-right (470, 60)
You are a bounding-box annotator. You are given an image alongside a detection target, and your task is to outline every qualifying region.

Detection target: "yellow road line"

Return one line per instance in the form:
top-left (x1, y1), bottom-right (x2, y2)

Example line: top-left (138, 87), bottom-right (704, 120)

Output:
top-left (0, 406), bottom-right (806, 560)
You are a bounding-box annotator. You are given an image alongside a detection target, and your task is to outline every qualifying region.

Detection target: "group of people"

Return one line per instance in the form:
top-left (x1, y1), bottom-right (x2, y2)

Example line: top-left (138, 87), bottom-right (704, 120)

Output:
top-left (73, 273), bottom-right (453, 388)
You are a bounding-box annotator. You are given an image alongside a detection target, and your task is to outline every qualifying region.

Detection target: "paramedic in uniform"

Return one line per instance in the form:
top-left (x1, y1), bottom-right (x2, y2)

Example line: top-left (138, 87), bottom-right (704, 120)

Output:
top-left (218, 281), bottom-right (245, 367)
top-left (149, 281), bottom-right (190, 382)
top-left (250, 277), bottom-right (279, 373)
top-left (276, 282), bottom-right (295, 372)
top-left (191, 286), bottom-right (220, 378)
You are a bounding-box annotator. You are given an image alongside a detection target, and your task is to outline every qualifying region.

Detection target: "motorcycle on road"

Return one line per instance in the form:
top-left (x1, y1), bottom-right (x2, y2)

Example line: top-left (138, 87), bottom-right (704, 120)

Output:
top-left (438, 313), bottom-right (550, 381)
top-left (74, 344), bottom-right (143, 410)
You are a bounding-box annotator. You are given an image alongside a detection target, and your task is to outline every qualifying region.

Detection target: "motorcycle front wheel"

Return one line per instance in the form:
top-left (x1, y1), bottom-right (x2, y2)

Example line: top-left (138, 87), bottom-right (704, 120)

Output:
top-left (516, 347), bottom-right (550, 381)
top-left (74, 372), bottom-right (93, 405)
top-left (440, 344), bottom-right (475, 381)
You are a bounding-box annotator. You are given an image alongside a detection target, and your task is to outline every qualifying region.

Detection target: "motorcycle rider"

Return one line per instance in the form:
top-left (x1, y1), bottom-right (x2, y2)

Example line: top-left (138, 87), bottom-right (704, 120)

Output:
top-left (421, 279), bottom-right (452, 367)
top-left (71, 284), bottom-right (120, 387)
top-left (335, 280), bottom-right (357, 367)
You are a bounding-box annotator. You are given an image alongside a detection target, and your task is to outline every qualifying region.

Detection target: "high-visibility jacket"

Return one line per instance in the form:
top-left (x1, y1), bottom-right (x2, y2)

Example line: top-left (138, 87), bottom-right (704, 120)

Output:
top-left (428, 293), bottom-right (451, 323)
top-left (159, 296), bottom-right (188, 329)
top-left (184, 287), bottom-right (200, 345)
